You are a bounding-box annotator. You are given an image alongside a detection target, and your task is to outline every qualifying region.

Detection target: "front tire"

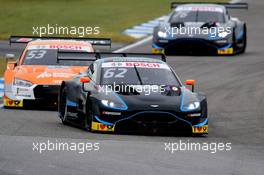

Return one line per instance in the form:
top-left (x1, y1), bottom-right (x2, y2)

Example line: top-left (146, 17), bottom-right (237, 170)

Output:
top-left (60, 88), bottom-right (69, 125)
top-left (232, 31), bottom-right (238, 55)
top-left (234, 25), bottom-right (247, 55)
top-left (239, 25), bottom-right (247, 54)
top-left (83, 100), bottom-right (93, 131)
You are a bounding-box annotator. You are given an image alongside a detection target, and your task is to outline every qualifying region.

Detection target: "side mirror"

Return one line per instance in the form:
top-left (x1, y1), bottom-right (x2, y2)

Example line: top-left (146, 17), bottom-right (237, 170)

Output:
top-left (80, 77), bottom-right (91, 83)
top-left (5, 53), bottom-right (17, 70)
top-left (185, 79), bottom-right (196, 92)
top-left (5, 53), bottom-right (15, 60)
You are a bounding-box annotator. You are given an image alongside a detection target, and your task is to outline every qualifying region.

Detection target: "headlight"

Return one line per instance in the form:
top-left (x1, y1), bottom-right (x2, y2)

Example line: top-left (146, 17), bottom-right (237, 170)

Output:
top-left (101, 99), bottom-right (127, 110)
top-left (184, 102), bottom-right (200, 111)
top-left (158, 31), bottom-right (168, 38)
top-left (13, 78), bottom-right (33, 87)
top-left (99, 86), bottom-right (128, 110)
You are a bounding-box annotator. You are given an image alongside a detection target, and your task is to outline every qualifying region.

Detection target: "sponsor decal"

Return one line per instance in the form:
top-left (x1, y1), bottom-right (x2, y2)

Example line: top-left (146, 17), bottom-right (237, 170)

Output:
top-left (102, 62), bottom-right (169, 69)
top-left (49, 45), bottom-right (84, 50)
top-left (16, 88), bottom-right (29, 93)
top-left (15, 88), bottom-right (32, 97)
top-left (125, 62), bottom-right (161, 68)
top-left (192, 125), bottom-right (208, 134)
top-left (28, 45), bottom-right (91, 51)
top-left (177, 6), bottom-right (223, 13)
top-left (91, 121), bottom-right (115, 132)
top-left (4, 98), bottom-right (23, 107)
top-left (218, 48), bottom-right (233, 54)
top-left (152, 48), bottom-right (164, 54)
top-left (102, 111), bottom-right (121, 115)
top-left (37, 72), bottom-right (76, 79)
top-left (187, 113), bottom-right (201, 118)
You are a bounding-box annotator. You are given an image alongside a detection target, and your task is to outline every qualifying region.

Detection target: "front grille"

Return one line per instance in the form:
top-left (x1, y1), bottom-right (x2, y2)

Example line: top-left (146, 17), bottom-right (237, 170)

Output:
top-left (115, 113), bottom-right (192, 134)
top-left (165, 39), bottom-right (217, 55)
top-left (131, 112), bottom-right (177, 123)
top-left (97, 111), bottom-right (181, 124)
top-left (33, 85), bottom-right (60, 99)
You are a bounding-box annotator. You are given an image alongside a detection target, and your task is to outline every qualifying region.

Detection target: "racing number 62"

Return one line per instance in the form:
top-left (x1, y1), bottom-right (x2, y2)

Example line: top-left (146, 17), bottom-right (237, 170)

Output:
top-left (103, 68), bottom-right (127, 78)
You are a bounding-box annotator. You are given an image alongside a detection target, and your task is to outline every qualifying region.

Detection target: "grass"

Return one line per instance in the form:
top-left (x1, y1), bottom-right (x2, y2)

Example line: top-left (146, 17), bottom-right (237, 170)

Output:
top-left (0, 0), bottom-right (228, 42)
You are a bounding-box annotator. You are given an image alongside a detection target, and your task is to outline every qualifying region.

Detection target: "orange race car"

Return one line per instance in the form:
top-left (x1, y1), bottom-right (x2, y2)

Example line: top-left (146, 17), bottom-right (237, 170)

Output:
top-left (3, 36), bottom-right (111, 108)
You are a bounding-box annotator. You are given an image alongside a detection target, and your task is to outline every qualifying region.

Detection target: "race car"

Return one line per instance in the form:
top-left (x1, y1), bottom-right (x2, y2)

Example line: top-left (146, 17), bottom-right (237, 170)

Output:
top-left (3, 36), bottom-right (111, 108)
top-left (58, 52), bottom-right (208, 135)
top-left (152, 2), bottom-right (248, 55)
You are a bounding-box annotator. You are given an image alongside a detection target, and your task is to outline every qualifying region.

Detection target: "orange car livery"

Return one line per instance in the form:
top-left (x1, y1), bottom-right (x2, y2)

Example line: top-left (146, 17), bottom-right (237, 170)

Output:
top-left (4, 36), bottom-right (111, 108)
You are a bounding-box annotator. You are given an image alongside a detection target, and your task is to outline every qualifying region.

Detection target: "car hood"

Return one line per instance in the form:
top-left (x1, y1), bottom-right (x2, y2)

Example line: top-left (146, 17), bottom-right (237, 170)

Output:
top-left (14, 65), bottom-right (87, 85)
top-left (121, 93), bottom-right (181, 111)
top-left (117, 86), bottom-right (198, 112)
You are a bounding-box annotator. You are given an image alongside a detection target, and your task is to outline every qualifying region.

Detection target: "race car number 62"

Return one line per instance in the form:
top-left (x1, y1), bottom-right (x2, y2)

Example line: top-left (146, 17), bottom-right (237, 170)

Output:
top-left (104, 68), bottom-right (127, 78)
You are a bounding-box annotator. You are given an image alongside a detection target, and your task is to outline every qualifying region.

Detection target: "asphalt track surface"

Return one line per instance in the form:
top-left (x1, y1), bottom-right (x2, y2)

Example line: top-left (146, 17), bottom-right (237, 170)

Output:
top-left (0, 0), bottom-right (264, 174)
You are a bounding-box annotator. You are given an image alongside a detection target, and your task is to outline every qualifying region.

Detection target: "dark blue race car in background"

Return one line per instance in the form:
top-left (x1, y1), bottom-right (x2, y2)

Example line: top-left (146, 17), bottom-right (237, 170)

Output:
top-left (152, 2), bottom-right (248, 55)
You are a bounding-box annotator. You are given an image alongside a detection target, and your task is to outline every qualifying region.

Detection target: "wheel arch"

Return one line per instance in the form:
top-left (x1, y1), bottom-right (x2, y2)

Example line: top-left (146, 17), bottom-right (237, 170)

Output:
top-left (58, 81), bottom-right (67, 117)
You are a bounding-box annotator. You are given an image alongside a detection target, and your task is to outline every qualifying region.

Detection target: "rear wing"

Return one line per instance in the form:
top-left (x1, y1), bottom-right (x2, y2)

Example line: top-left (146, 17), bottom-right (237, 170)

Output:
top-left (57, 51), bottom-right (166, 63)
top-left (171, 2), bottom-right (248, 10)
top-left (9, 35), bottom-right (111, 46)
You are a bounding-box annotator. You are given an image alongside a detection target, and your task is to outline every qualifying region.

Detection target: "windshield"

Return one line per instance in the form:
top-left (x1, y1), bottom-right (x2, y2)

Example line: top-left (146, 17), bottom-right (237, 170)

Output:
top-left (22, 49), bottom-right (92, 66)
top-left (100, 62), bottom-right (180, 86)
top-left (169, 10), bottom-right (224, 23)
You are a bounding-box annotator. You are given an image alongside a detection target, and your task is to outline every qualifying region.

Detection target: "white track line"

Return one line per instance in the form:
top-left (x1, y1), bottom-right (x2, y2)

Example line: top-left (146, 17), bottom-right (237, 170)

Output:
top-left (114, 36), bottom-right (152, 53)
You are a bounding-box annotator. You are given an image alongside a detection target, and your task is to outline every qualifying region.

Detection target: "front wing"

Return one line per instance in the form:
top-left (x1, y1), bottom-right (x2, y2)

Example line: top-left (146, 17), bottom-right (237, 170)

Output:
top-left (152, 39), bottom-right (234, 55)
top-left (90, 111), bottom-right (208, 134)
